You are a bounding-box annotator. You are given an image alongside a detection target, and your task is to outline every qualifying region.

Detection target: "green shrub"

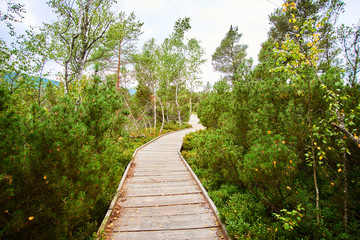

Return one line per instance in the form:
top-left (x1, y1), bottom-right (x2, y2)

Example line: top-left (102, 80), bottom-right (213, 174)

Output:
top-left (0, 78), bottom-right (129, 239)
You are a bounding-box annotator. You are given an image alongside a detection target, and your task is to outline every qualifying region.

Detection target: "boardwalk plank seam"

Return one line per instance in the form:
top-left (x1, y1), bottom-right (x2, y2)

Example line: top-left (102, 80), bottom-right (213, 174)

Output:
top-left (111, 226), bottom-right (220, 233)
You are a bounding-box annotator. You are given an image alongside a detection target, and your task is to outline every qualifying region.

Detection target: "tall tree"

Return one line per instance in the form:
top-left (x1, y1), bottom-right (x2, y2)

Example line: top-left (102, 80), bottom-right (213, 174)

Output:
top-left (161, 17), bottom-right (191, 127)
top-left (338, 22), bottom-right (360, 88)
top-left (95, 12), bottom-right (143, 90)
top-left (134, 38), bottom-right (159, 130)
top-left (45, 0), bottom-right (116, 93)
top-left (212, 25), bottom-right (248, 83)
top-left (186, 38), bottom-right (205, 117)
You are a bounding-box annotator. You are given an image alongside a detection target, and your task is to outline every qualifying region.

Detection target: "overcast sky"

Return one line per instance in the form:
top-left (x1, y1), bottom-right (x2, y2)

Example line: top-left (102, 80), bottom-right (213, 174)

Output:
top-left (2, 0), bottom-right (360, 86)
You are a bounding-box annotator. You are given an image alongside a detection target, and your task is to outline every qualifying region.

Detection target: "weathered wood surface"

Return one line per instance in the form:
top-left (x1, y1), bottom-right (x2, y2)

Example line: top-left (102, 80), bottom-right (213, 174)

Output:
top-left (102, 115), bottom-right (227, 240)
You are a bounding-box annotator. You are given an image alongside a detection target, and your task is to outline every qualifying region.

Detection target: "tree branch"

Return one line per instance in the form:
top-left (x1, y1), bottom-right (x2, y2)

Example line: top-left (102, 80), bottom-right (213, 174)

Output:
top-left (331, 122), bottom-right (360, 147)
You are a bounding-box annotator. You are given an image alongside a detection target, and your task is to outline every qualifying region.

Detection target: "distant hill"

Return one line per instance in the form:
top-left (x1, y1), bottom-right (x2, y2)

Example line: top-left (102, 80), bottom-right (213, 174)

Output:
top-left (2, 72), bottom-right (59, 86)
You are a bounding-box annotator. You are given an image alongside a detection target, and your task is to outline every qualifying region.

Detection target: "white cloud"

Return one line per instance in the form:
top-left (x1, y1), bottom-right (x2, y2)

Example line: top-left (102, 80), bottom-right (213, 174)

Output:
top-left (4, 0), bottom-right (359, 85)
top-left (129, 0), bottom-right (165, 10)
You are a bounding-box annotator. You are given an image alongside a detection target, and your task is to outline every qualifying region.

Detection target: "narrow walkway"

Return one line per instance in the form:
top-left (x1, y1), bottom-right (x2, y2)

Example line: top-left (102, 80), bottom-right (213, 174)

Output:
top-left (101, 115), bottom-right (227, 240)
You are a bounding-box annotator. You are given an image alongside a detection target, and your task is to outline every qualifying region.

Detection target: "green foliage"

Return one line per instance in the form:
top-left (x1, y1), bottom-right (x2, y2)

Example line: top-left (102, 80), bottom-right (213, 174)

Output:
top-left (0, 76), bottom-right (129, 239)
top-left (242, 134), bottom-right (299, 211)
top-left (182, 130), bottom-right (240, 190)
top-left (182, 1), bottom-right (360, 239)
top-left (273, 204), bottom-right (305, 231)
top-left (212, 25), bottom-right (248, 82)
top-left (197, 79), bottom-right (232, 129)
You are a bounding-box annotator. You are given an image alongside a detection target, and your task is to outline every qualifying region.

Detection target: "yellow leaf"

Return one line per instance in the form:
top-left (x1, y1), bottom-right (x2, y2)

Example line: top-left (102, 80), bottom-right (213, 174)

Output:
top-left (28, 216), bottom-right (34, 221)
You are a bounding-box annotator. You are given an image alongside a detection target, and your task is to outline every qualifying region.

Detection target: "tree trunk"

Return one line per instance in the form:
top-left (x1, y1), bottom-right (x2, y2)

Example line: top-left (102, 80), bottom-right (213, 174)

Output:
top-left (120, 90), bottom-right (139, 132)
top-left (153, 93), bottom-right (157, 130)
top-left (165, 79), bottom-right (169, 123)
top-left (158, 96), bottom-right (165, 133)
top-left (166, 102), bottom-right (170, 124)
top-left (175, 84), bottom-right (182, 127)
top-left (343, 149), bottom-right (348, 232)
top-left (64, 61), bottom-right (70, 94)
top-left (189, 91), bottom-right (192, 118)
top-left (75, 57), bottom-right (85, 80)
top-left (38, 60), bottom-right (46, 106)
top-left (308, 93), bottom-right (320, 224)
top-left (117, 38), bottom-right (123, 91)
top-left (140, 111), bottom-right (147, 133)
top-left (139, 107), bottom-right (151, 132)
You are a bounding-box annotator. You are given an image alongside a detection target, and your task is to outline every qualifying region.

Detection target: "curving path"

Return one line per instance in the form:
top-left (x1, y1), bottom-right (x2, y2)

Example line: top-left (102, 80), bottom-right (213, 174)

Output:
top-left (100, 115), bottom-right (227, 240)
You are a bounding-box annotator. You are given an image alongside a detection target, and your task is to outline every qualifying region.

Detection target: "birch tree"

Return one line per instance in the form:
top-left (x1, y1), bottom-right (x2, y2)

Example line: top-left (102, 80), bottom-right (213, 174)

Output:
top-left (45, 0), bottom-right (116, 93)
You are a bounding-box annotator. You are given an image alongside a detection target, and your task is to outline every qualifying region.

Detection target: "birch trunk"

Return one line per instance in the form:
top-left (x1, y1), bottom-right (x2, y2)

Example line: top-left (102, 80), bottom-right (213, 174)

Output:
top-left (158, 96), bottom-right (165, 133)
top-left (153, 93), bottom-right (157, 130)
top-left (175, 84), bottom-right (182, 127)
top-left (189, 92), bottom-right (192, 118)
top-left (116, 38), bottom-right (123, 91)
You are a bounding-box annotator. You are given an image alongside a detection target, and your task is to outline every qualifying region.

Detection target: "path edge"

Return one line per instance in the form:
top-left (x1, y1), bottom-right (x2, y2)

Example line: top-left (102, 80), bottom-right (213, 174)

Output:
top-left (96, 128), bottom-right (188, 238)
top-left (177, 131), bottom-right (231, 240)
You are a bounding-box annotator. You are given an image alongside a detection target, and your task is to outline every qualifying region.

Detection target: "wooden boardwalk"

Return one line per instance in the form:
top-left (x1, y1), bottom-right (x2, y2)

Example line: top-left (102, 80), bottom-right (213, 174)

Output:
top-left (99, 115), bottom-right (227, 240)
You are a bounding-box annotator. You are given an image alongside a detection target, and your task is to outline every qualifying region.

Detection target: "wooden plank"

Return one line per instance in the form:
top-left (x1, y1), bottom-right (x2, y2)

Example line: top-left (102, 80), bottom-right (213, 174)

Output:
top-left (126, 185), bottom-right (201, 197)
top-left (135, 159), bottom-right (182, 163)
top-left (119, 193), bottom-right (206, 208)
top-left (123, 181), bottom-right (196, 191)
top-left (116, 203), bottom-right (212, 217)
top-left (132, 171), bottom-right (189, 177)
top-left (111, 213), bottom-right (219, 231)
top-left (134, 162), bottom-right (185, 167)
top-left (127, 174), bottom-right (191, 183)
top-left (136, 153), bottom-right (178, 156)
top-left (134, 166), bottom-right (188, 171)
top-left (108, 228), bottom-right (225, 240)
top-left (133, 169), bottom-right (188, 174)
